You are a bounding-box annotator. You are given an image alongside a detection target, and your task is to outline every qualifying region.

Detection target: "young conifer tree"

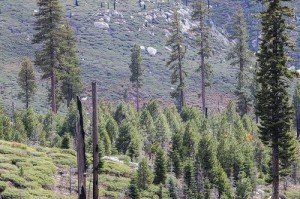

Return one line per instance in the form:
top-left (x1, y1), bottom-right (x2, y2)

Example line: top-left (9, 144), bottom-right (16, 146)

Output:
top-left (58, 24), bottom-right (83, 107)
top-left (227, 8), bottom-right (252, 117)
top-left (137, 158), bottom-right (153, 190)
top-left (33, 0), bottom-right (64, 113)
top-left (191, 0), bottom-right (212, 113)
top-left (129, 44), bottom-right (143, 112)
top-left (166, 10), bottom-right (186, 111)
top-left (128, 173), bottom-right (140, 199)
top-left (256, 0), bottom-right (297, 198)
top-left (18, 59), bottom-right (36, 109)
top-left (153, 147), bottom-right (167, 185)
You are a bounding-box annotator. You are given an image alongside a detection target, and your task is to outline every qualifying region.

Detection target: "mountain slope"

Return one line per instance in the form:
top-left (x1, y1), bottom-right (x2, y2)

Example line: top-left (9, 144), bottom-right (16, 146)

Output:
top-left (0, 0), bottom-right (299, 112)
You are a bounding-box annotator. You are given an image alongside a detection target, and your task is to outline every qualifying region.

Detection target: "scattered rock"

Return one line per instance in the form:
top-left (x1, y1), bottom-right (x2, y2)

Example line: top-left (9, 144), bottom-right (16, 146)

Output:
top-left (147, 47), bottom-right (157, 56)
top-left (104, 16), bottom-right (111, 22)
top-left (140, 46), bottom-right (145, 50)
top-left (94, 21), bottom-right (110, 29)
top-left (165, 46), bottom-right (171, 51)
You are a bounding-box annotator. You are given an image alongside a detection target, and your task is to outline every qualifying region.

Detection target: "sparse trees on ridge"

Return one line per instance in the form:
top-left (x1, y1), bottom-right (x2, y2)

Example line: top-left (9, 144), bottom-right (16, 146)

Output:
top-left (166, 10), bottom-right (186, 112)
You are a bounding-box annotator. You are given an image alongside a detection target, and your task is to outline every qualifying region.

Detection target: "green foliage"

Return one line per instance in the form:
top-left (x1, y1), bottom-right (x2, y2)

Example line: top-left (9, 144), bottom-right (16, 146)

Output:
top-left (204, 178), bottom-right (212, 199)
top-left (129, 44), bottom-right (143, 88)
top-left (58, 24), bottom-right (83, 107)
top-left (61, 133), bottom-right (71, 149)
top-left (128, 173), bottom-right (140, 199)
top-left (116, 121), bottom-right (134, 155)
top-left (137, 158), bottom-right (153, 190)
top-left (139, 109), bottom-right (156, 155)
top-left (33, 0), bottom-right (64, 112)
top-left (227, 8), bottom-right (253, 117)
top-left (293, 81), bottom-right (300, 139)
top-left (171, 150), bottom-right (183, 178)
top-left (197, 134), bottom-right (234, 199)
top-left (153, 147), bottom-right (167, 185)
top-left (235, 172), bottom-right (252, 199)
top-left (154, 112), bottom-right (171, 149)
top-left (17, 58), bottom-right (36, 109)
top-left (183, 161), bottom-right (198, 198)
top-left (183, 120), bottom-right (198, 158)
top-left (166, 9), bottom-right (186, 110)
top-left (106, 117), bottom-right (119, 145)
top-left (0, 181), bottom-right (7, 193)
top-left (22, 107), bottom-right (38, 139)
top-left (99, 119), bottom-right (112, 155)
top-left (191, 0), bottom-right (212, 111)
top-left (168, 177), bottom-right (178, 199)
top-left (256, 0), bottom-right (297, 197)
top-left (129, 44), bottom-right (143, 111)
top-left (101, 160), bottom-right (132, 177)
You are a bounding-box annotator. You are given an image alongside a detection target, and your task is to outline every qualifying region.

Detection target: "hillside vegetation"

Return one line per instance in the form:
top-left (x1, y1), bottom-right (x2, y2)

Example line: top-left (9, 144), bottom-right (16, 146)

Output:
top-left (0, 0), bottom-right (263, 112)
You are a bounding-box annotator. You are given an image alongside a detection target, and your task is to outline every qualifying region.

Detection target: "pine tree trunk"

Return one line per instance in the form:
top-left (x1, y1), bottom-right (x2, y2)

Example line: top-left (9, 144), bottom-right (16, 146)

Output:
top-left (51, 71), bottom-right (56, 113)
top-left (178, 47), bottom-right (184, 111)
top-left (296, 108), bottom-right (300, 139)
top-left (137, 85), bottom-right (140, 112)
top-left (200, 5), bottom-right (206, 113)
top-left (272, 141), bottom-right (280, 199)
top-left (201, 52), bottom-right (205, 113)
top-left (137, 64), bottom-right (140, 112)
top-left (25, 67), bottom-right (29, 109)
top-left (239, 43), bottom-right (245, 116)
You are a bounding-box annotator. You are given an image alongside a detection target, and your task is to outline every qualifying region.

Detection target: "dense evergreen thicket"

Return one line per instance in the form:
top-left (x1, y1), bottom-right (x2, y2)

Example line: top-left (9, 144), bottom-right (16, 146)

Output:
top-left (1, 98), bottom-right (296, 198)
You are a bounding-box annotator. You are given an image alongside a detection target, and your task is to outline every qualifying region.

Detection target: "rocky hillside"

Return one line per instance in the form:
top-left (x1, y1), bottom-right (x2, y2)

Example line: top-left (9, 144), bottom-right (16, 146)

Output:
top-left (0, 0), bottom-right (300, 112)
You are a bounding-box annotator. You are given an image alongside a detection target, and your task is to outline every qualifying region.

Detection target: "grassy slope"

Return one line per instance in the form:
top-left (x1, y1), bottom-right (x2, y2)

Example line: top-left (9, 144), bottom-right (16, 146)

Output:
top-left (0, 0), bottom-right (300, 113)
top-left (0, 140), bottom-right (173, 199)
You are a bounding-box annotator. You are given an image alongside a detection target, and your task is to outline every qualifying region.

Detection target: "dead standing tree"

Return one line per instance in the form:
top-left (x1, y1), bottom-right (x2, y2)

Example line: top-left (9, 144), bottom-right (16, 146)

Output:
top-left (77, 96), bottom-right (87, 199)
top-left (92, 82), bottom-right (99, 199)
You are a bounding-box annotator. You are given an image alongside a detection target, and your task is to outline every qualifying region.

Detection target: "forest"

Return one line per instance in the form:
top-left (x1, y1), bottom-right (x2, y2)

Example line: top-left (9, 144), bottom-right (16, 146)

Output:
top-left (0, 0), bottom-right (299, 199)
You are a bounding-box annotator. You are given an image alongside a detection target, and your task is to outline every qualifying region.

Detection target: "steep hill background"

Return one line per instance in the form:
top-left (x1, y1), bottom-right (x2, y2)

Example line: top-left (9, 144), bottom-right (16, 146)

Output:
top-left (0, 0), bottom-right (300, 113)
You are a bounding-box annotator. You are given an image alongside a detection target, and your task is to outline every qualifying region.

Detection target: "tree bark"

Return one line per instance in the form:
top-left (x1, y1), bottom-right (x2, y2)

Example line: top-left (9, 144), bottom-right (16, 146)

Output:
top-left (25, 66), bottom-right (29, 109)
top-left (200, 5), bottom-right (206, 113)
top-left (178, 45), bottom-right (184, 111)
top-left (51, 72), bottom-right (56, 113)
top-left (92, 82), bottom-right (99, 199)
top-left (272, 140), bottom-right (280, 199)
top-left (77, 97), bottom-right (86, 199)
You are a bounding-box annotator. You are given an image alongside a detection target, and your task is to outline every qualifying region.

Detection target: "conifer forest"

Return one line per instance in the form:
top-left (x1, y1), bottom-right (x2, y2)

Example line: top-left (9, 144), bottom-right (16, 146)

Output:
top-left (1, 0), bottom-right (300, 198)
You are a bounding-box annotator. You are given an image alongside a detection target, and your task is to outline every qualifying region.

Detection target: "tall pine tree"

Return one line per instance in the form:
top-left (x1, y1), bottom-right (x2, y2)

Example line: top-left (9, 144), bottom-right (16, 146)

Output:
top-left (227, 8), bottom-right (252, 117)
top-left (166, 10), bottom-right (186, 111)
top-left (191, 0), bottom-right (212, 113)
top-left (129, 44), bottom-right (143, 112)
top-left (256, 0), bottom-right (297, 198)
top-left (33, 0), bottom-right (63, 113)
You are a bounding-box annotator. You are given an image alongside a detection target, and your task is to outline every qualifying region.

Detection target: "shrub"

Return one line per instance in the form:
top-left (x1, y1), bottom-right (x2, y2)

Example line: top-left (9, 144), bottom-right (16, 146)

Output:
top-left (0, 181), bottom-right (7, 192)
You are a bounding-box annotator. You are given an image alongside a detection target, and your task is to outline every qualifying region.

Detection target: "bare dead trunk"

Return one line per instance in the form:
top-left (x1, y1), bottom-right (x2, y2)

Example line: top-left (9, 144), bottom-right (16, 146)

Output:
top-left (92, 82), bottom-right (99, 199)
top-left (77, 97), bottom-right (86, 199)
